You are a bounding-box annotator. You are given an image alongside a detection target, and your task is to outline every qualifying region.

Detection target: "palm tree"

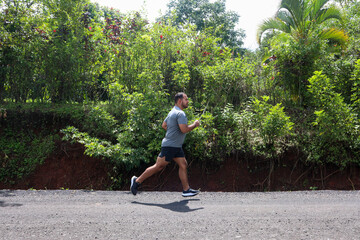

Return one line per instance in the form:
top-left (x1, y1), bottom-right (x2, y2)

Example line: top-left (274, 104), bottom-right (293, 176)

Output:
top-left (256, 0), bottom-right (348, 106)
top-left (257, 0), bottom-right (348, 46)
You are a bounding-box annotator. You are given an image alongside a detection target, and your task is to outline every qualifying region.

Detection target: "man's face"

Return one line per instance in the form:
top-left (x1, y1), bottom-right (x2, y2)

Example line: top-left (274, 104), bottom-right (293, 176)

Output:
top-left (180, 94), bottom-right (189, 109)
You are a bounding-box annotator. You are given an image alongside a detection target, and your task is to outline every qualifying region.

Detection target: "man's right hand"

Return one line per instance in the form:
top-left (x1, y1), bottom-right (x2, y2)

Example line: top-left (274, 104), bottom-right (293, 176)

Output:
top-left (194, 120), bottom-right (200, 127)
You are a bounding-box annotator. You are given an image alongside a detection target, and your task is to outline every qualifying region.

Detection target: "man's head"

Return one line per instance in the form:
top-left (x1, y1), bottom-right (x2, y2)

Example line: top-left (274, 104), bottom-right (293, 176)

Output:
top-left (174, 92), bottom-right (189, 110)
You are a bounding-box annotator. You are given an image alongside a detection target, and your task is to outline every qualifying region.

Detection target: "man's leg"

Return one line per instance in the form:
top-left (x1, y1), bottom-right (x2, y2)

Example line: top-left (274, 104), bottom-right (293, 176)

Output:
top-left (136, 156), bottom-right (169, 184)
top-left (173, 157), bottom-right (199, 197)
top-left (173, 157), bottom-right (190, 191)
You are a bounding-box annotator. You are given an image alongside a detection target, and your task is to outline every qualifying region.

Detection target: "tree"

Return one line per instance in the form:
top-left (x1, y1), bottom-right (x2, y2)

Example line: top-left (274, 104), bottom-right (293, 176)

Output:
top-left (161, 0), bottom-right (245, 53)
top-left (257, 0), bottom-right (348, 46)
top-left (39, 0), bottom-right (105, 103)
top-left (0, 0), bottom-right (47, 102)
top-left (322, 1), bottom-right (360, 104)
top-left (256, 0), bottom-right (348, 106)
top-left (306, 71), bottom-right (359, 167)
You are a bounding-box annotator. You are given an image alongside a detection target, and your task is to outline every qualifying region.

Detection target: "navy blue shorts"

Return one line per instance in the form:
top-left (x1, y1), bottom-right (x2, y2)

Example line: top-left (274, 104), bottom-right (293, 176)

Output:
top-left (159, 147), bottom-right (185, 162)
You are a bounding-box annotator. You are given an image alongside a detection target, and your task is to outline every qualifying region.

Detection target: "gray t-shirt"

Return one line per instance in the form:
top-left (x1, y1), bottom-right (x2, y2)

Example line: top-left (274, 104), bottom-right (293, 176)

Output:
top-left (161, 106), bottom-right (188, 148)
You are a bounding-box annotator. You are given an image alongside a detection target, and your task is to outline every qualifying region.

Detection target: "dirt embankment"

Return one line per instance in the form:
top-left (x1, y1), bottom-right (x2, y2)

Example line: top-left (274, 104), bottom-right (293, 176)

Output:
top-left (1, 139), bottom-right (359, 191)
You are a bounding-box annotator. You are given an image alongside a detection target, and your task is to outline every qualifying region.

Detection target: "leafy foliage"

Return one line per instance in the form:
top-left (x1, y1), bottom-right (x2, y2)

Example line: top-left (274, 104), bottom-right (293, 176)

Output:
top-left (306, 71), bottom-right (360, 167)
top-left (257, 0), bottom-right (349, 106)
top-left (161, 0), bottom-right (245, 52)
top-left (257, 0), bottom-right (347, 46)
top-left (321, 1), bottom-right (360, 104)
top-left (269, 36), bottom-right (324, 105)
top-left (242, 96), bottom-right (294, 158)
top-left (351, 60), bottom-right (360, 115)
top-left (60, 91), bottom-right (170, 174)
top-left (1, 0), bottom-right (360, 189)
top-left (0, 123), bottom-right (56, 183)
top-left (200, 57), bottom-right (255, 107)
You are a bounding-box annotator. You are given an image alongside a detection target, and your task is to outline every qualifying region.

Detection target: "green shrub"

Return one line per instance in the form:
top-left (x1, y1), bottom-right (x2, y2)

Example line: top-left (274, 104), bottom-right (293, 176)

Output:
top-left (351, 59), bottom-right (360, 115)
top-left (61, 91), bottom-right (169, 171)
top-left (306, 71), bottom-right (360, 167)
top-left (243, 96), bottom-right (294, 158)
top-left (83, 106), bottom-right (118, 139)
top-left (200, 57), bottom-right (255, 107)
top-left (183, 103), bottom-right (253, 168)
top-left (0, 128), bottom-right (55, 183)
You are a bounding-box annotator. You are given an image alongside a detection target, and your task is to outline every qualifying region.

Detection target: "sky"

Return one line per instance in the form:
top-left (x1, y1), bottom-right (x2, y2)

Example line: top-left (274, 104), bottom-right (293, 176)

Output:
top-left (91, 0), bottom-right (281, 50)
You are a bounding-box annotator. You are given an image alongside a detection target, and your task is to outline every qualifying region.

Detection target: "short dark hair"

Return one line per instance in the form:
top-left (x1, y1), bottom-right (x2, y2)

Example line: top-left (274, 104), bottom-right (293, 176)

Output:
top-left (174, 92), bottom-right (185, 104)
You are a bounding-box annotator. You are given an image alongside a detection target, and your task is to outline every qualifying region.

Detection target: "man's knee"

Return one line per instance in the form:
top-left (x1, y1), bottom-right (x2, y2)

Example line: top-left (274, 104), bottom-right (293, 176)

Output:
top-left (176, 158), bottom-right (188, 169)
top-left (155, 157), bottom-right (168, 170)
top-left (155, 164), bottom-right (166, 171)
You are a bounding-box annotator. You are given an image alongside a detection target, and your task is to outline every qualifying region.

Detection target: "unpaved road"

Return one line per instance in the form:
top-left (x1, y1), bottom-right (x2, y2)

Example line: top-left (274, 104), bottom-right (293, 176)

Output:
top-left (1, 190), bottom-right (360, 240)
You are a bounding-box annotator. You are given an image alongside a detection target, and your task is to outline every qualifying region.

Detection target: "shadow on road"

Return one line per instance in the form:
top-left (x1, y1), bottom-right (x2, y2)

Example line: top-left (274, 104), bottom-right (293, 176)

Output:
top-left (0, 191), bottom-right (22, 207)
top-left (0, 190), bottom-right (16, 197)
top-left (131, 199), bottom-right (204, 213)
top-left (0, 201), bottom-right (22, 207)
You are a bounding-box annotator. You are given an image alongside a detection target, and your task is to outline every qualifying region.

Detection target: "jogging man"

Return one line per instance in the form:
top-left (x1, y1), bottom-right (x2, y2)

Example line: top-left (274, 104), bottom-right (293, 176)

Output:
top-left (130, 92), bottom-right (200, 197)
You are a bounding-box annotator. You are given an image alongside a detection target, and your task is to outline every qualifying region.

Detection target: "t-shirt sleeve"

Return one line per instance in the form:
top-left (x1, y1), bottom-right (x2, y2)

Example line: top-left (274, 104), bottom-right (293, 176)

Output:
top-left (177, 112), bottom-right (188, 125)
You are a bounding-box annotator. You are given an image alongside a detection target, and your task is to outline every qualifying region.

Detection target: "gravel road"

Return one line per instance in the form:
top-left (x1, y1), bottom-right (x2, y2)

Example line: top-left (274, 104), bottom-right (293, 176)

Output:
top-left (1, 190), bottom-right (360, 240)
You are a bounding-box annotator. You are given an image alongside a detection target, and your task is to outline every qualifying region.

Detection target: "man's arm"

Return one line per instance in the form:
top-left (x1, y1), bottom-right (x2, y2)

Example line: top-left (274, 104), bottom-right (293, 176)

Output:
top-left (179, 120), bottom-right (200, 134)
top-left (162, 121), bottom-right (167, 130)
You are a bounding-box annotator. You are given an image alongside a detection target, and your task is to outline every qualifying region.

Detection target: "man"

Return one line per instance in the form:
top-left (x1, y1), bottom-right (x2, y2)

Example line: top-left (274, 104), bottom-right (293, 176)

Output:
top-left (130, 92), bottom-right (200, 197)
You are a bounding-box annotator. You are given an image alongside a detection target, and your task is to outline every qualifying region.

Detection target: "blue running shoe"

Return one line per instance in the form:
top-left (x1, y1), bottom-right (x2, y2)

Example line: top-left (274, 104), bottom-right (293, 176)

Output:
top-left (182, 188), bottom-right (200, 197)
top-left (130, 176), bottom-right (140, 195)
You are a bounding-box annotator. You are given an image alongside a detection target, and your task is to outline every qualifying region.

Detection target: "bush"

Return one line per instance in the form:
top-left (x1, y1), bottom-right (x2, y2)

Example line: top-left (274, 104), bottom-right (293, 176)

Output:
top-left (184, 104), bottom-right (243, 167)
top-left (233, 96), bottom-right (294, 189)
top-left (242, 96), bottom-right (294, 158)
top-left (61, 91), bottom-right (169, 171)
top-left (268, 36), bottom-right (324, 106)
top-left (0, 127), bottom-right (55, 183)
top-left (83, 106), bottom-right (118, 139)
top-left (305, 71), bottom-right (360, 167)
top-left (200, 57), bottom-right (255, 107)
top-left (351, 59), bottom-right (360, 115)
